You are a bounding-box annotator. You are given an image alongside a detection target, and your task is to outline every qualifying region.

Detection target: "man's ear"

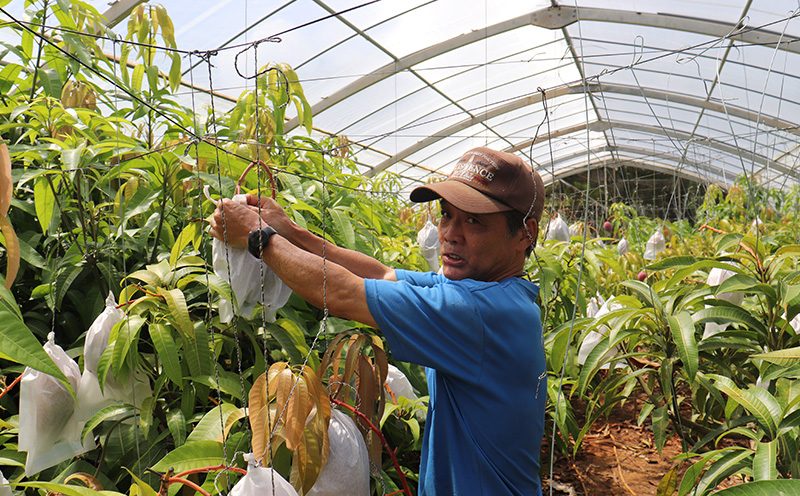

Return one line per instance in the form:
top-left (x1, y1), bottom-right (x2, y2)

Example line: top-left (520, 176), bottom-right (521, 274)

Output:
top-left (519, 218), bottom-right (538, 250)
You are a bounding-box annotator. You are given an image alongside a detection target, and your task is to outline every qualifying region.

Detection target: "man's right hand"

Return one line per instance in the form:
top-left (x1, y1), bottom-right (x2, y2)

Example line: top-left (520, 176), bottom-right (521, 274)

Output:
top-left (244, 194), bottom-right (296, 237)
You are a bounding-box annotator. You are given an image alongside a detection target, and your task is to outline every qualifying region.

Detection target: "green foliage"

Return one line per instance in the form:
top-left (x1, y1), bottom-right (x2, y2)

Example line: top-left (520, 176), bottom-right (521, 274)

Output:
top-left (0, 2), bottom-right (425, 494)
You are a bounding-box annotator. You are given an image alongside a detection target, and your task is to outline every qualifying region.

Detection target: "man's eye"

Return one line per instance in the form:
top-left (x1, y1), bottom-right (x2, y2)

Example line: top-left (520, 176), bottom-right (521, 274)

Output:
top-left (466, 217), bottom-right (478, 224)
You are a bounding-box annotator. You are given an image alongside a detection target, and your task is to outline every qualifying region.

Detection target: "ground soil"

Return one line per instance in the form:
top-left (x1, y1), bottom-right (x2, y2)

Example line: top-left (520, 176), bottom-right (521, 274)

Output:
top-left (540, 395), bottom-right (743, 496)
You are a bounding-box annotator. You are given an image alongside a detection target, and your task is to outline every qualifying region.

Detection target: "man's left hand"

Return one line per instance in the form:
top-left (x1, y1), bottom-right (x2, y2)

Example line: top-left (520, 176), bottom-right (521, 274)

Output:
top-left (208, 199), bottom-right (266, 248)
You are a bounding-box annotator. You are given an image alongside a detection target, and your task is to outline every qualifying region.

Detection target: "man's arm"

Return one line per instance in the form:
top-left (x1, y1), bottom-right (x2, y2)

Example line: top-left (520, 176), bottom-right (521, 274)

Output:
top-left (243, 194), bottom-right (396, 281)
top-left (208, 198), bottom-right (386, 327)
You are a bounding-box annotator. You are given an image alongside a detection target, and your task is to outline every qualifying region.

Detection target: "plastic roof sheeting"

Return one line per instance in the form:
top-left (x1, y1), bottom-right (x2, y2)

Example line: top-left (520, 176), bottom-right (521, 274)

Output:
top-left (24, 0), bottom-right (800, 194)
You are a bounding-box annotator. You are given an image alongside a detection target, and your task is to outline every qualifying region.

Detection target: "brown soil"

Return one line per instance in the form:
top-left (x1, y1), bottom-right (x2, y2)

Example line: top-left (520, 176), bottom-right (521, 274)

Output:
top-left (541, 396), bottom-right (743, 496)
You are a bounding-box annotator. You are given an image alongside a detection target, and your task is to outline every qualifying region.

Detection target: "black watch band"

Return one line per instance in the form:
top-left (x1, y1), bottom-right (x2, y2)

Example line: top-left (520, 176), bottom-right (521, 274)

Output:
top-left (247, 226), bottom-right (278, 258)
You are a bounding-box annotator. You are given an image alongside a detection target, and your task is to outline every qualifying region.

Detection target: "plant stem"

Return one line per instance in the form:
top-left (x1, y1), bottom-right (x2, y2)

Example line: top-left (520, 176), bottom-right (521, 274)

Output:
top-left (28, 0), bottom-right (49, 101)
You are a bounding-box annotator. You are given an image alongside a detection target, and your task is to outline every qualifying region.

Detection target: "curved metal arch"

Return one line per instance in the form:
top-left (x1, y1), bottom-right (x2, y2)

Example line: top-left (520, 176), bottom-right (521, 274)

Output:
top-left (285, 5), bottom-right (800, 133)
top-left (366, 82), bottom-right (797, 179)
top-left (540, 145), bottom-right (732, 188)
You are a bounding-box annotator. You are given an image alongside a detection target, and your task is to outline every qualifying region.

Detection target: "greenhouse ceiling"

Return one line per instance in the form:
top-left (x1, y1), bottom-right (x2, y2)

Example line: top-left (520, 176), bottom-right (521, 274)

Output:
top-left (6, 0), bottom-right (800, 196)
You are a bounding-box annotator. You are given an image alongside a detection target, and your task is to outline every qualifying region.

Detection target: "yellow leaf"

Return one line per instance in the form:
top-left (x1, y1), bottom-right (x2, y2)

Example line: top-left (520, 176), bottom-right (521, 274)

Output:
top-left (0, 217), bottom-right (19, 289)
top-left (284, 376), bottom-right (309, 450)
top-left (0, 142), bottom-right (11, 217)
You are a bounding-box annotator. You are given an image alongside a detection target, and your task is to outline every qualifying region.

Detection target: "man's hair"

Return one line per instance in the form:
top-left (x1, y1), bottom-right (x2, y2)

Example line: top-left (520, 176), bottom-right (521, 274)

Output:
top-left (504, 210), bottom-right (535, 257)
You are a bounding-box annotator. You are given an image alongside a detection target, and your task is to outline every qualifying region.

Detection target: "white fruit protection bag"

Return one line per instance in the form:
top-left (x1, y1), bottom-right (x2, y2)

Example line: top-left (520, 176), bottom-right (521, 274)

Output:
top-left (643, 229), bottom-right (666, 260)
top-left (18, 333), bottom-right (93, 475)
top-left (417, 220), bottom-right (441, 272)
top-left (577, 298), bottom-right (627, 370)
top-left (702, 266), bottom-right (745, 339)
top-left (0, 470), bottom-right (11, 496)
top-left (207, 192), bottom-right (292, 323)
top-left (306, 409), bottom-right (370, 496)
top-left (76, 292), bottom-right (151, 426)
top-left (230, 453), bottom-right (299, 496)
top-left (617, 237), bottom-right (629, 256)
top-left (545, 214), bottom-right (570, 242)
top-left (385, 364), bottom-right (426, 422)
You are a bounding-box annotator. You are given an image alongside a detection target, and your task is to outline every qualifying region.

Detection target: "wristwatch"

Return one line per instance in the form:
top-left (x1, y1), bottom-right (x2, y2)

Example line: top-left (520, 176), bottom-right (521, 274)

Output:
top-left (247, 226), bottom-right (278, 258)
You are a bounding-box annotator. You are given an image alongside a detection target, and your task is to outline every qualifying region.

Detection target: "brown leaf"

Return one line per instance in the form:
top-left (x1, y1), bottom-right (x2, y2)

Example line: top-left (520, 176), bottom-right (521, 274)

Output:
top-left (357, 355), bottom-right (377, 423)
top-left (0, 143), bottom-right (11, 217)
top-left (342, 335), bottom-right (367, 392)
top-left (0, 217), bottom-right (19, 290)
top-left (284, 376), bottom-right (310, 450)
top-left (64, 473), bottom-right (103, 491)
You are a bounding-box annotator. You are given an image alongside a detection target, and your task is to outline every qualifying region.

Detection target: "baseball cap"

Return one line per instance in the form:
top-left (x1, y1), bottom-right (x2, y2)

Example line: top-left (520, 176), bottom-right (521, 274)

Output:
top-left (410, 147), bottom-right (545, 221)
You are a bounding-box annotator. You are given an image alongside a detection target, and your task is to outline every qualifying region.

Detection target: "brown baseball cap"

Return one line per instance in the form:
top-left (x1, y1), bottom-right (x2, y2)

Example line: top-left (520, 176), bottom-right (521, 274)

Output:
top-left (410, 147), bottom-right (545, 221)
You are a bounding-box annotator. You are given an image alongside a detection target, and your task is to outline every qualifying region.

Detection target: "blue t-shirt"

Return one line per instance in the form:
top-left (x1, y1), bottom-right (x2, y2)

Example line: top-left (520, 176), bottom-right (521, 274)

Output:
top-left (365, 270), bottom-right (546, 496)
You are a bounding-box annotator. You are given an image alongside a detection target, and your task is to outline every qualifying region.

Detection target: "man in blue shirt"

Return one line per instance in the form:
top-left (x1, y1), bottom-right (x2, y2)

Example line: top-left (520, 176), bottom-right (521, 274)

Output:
top-left (210, 147), bottom-right (547, 495)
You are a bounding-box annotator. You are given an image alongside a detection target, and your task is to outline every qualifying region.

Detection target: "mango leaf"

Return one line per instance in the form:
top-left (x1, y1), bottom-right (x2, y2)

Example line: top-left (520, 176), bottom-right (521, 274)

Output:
top-left (150, 322), bottom-right (182, 384)
top-left (123, 469), bottom-right (158, 496)
top-left (33, 175), bottom-right (56, 234)
top-left (753, 440), bottom-right (777, 481)
top-left (36, 67), bottom-right (61, 97)
top-left (111, 315), bottom-right (146, 378)
top-left (711, 375), bottom-right (780, 439)
top-left (81, 405), bottom-right (133, 443)
top-left (0, 217), bottom-right (19, 290)
top-left (151, 440), bottom-right (225, 474)
top-left (657, 464), bottom-right (678, 496)
top-left (0, 285), bottom-right (71, 391)
top-left (186, 403), bottom-right (239, 443)
top-left (167, 409), bottom-right (187, 448)
top-left (188, 372), bottom-right (246, 400)
top-left (161, 288), bottom-right (192, 338)
top-left (669, 311), bottom-right (699, 383)
top-left (0, 63), bottom-right (23, 95)
top-left (0, 142), bottom-right (11, 216)
top-left (652, 405), bottom-right (669, 454)
top-left (693, 306), bottom-right (768, 337)
top-left (329, 208), bottom-right (355, 250)
top-left (266, 319), bottom-right (315, 368)
top-left (713, 480), bottom-right (800, 495)
top-left (183, 322), bottom-right (212, 377)
top-left (752, 347), bottom-right (800, 367)
top-left (16, 482), bottom-right (125, 496)
top-left (693, 448), bottom-right (752, 496)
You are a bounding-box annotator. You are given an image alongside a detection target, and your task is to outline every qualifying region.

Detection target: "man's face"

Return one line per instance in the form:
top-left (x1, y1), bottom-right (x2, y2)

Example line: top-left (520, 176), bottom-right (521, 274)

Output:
top-left (438, 200), bottom-right (524, 282)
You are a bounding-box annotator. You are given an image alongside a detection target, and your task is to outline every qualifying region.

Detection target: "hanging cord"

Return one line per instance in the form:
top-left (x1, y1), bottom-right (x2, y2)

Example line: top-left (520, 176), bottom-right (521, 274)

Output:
top-left (199, 51), bottom-right (234, 483)
top-left (545, 3), bottom-right (606, 493)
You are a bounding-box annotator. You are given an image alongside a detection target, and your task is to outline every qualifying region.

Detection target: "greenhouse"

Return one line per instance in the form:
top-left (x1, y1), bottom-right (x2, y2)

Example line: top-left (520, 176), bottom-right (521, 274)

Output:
top-left (1, 0), bottom-right (800, 494)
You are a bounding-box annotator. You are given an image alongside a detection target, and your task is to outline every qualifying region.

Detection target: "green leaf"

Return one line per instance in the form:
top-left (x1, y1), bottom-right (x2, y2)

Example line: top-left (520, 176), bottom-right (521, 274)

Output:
top-left (753, 347), bottom-right (800, 367)
top-left (330, 207), bottom-right (356, 250)
top-left (0, 286), bottom-right (71, 391)
top-left (131, 64), bottom-right (145, 92)
top-left (694, 305), bottom-right (768, 338)
top-left (753, 440), bottom-right (777, 481)
top-left (183, 323), bottom-right (212, 377)
top-left (150, 440), bottom-right (225, 474)
top-left (186, 403), bottom-right (239, 443)
top-left (0, 63), bottom-right (23, 95)
top-left (188, 372), bottom-right (245, 400)
top-left (652, 405), bottom-right (669, 453)
top-left (111, 315), bottom-right (146, 378)
top-left (713, 480), bottom-right (800, 496)
top-left (169, 52), bottom-right (182, 92)
top-left (693, 448), bottom-right (752, 496)
top-left (146, 64), bottom-right (160, 92)
top-left (161, 288), bottom-right (192, 338)
top-left (268, 318), bottom-right (311, 361)
top-left (150, 322), bottom-right (182, 384)
top-left (33, 175), bottom-right (56, 234)
top-left (669, 310), bottom-right (698, 382)
top-left (167, 409), bottom-right (187, 448)
top-left (81, 405), bottom-right (134, 443)
top-left (657, 464), bottom-right (678, 496)
top-left (36, 67), bottom-right (61, 97)
top-left (124, 469), bottom-right (158, 496)
top-left (711, 375), bottom-right (781, 439)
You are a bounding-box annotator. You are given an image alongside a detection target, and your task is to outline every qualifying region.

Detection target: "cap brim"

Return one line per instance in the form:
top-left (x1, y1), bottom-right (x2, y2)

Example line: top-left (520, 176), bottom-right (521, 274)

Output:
top-left (410, 181), bottom-right (512, 214)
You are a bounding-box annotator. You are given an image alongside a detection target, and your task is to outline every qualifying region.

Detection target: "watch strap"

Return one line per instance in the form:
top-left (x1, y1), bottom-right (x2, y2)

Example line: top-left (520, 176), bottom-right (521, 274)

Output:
top-left (248, 226), bottom-right (277, 258)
